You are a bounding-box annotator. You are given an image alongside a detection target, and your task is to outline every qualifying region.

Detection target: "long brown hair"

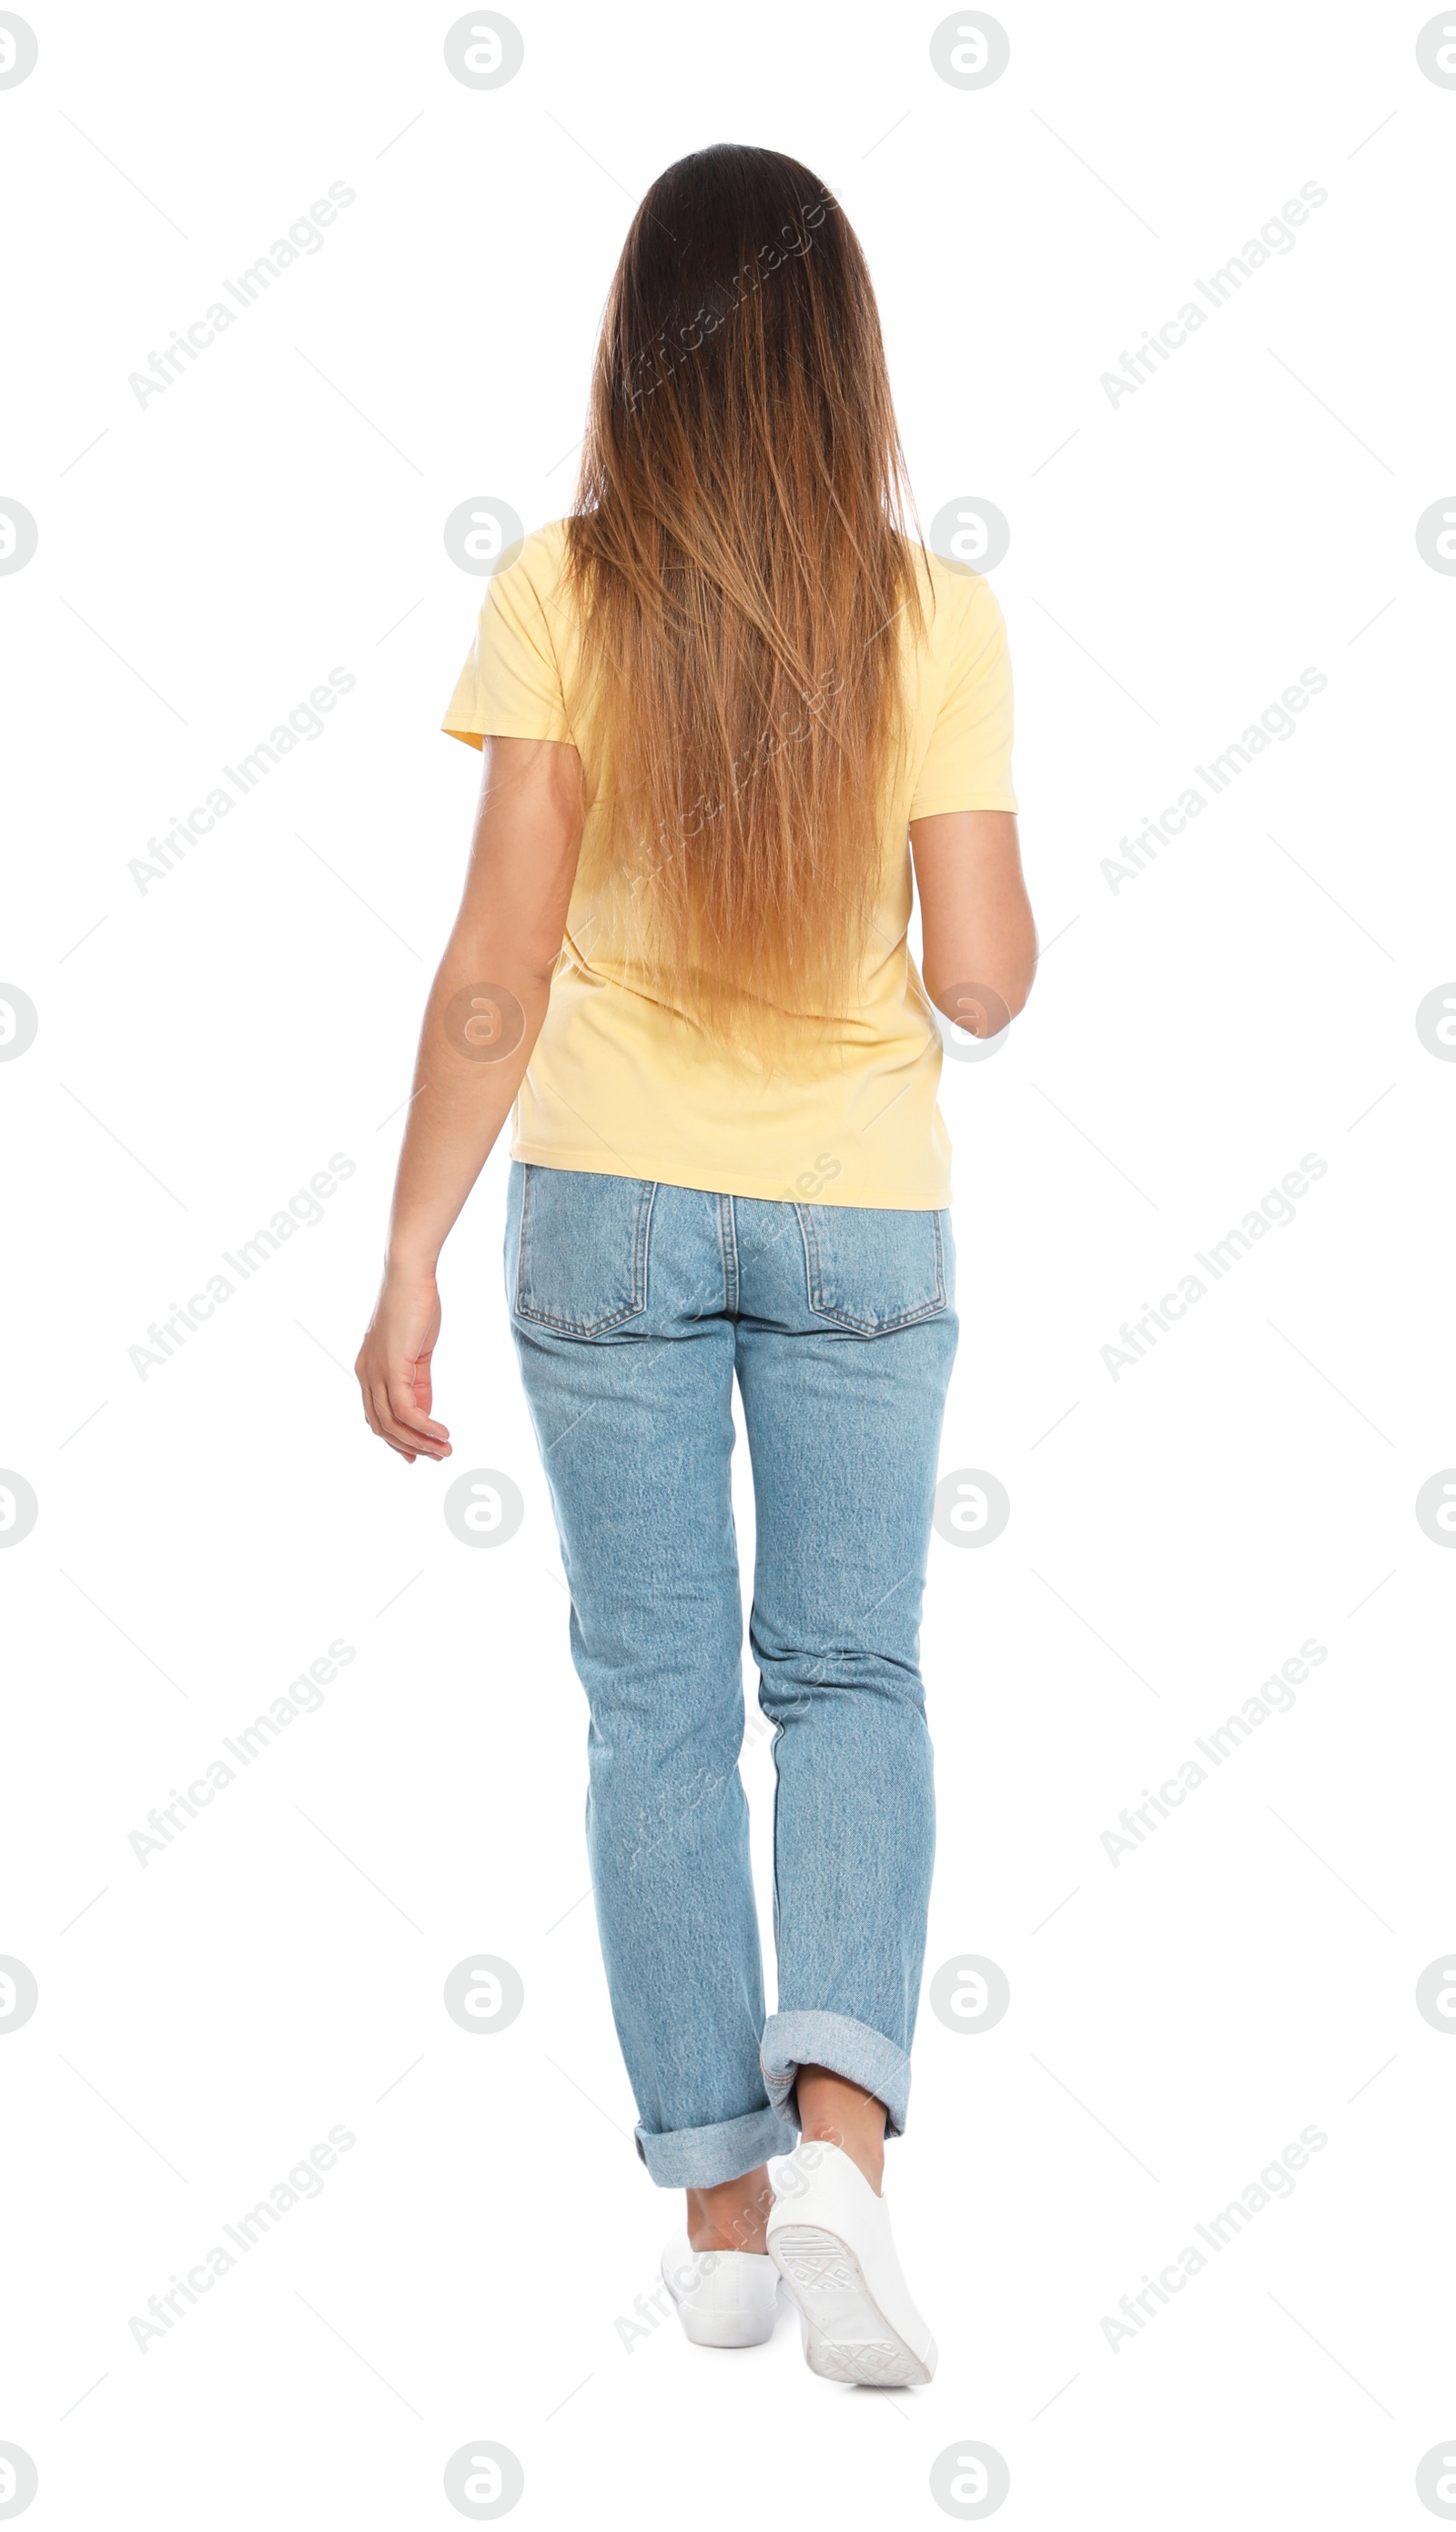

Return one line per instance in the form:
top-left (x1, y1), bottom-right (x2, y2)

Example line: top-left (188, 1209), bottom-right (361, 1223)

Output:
top-left (565, 144), bottom-right (927, 1063)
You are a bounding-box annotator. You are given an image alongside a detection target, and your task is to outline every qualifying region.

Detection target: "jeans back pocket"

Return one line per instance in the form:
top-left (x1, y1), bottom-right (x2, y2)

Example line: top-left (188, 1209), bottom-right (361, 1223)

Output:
top-left (513, 1165), bottom-right (655, 1335)
top-left (795, 1203), bottom-right (949, 1334)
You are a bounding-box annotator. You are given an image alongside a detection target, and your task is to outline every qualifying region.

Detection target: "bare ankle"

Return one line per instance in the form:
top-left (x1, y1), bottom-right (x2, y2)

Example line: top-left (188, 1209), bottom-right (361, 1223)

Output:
top-left (794, 2066), bottom-right (887, 2193)
top-left (800, 2123), bottom-right (885, 2192)
top-left (685, 2163), bottom-right (773, 2255)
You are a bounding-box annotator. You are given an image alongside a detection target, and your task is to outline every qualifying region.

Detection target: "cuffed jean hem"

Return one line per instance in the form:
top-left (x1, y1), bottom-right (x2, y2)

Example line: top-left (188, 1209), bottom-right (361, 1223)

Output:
top-left (633, 2103), bottom-right (789, 2190)
top-left (760, 2010), bottom-right (913, 2142)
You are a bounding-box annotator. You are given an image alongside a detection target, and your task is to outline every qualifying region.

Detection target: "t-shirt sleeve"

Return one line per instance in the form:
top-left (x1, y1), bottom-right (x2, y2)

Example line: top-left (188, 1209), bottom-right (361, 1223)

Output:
top-left (908, 574), bottom-right (1017, 819)
top-left (440, 544), bottom-right (572, 752)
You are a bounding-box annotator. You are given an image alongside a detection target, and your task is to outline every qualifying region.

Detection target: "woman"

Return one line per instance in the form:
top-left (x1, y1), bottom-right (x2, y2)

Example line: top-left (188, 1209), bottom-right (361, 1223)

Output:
top-left (355, 143), bottom-right (1035, 2387)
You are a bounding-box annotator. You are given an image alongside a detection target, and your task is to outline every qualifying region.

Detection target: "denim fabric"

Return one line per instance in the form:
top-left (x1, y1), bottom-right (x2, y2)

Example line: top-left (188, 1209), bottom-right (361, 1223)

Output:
top-left (505, 1162), bottom-right (957, 2190)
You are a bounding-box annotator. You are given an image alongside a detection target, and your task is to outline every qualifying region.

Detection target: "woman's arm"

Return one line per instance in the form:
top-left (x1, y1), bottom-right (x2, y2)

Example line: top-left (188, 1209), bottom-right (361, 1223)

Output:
top-left (910, 808), bottom-right (1037, 1038)
top-left (355, 734), bottom-right (583, 1463)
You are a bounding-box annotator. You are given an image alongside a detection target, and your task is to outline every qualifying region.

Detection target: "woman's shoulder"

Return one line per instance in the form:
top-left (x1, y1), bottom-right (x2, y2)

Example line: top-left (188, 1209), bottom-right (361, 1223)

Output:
top-left (483, 518), bottom-right (576, 633)
top-left (526, 515), bottom-right (571, 557)
top-left (500, 514), bottom-right (571, 585)
top-left (896, 532), bottom-right (1005, 649)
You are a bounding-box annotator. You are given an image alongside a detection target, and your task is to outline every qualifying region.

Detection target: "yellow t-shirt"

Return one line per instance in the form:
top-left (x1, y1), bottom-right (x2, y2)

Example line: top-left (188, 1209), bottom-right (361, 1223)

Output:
top-left (441, 518), bottom-right (1016, 1208)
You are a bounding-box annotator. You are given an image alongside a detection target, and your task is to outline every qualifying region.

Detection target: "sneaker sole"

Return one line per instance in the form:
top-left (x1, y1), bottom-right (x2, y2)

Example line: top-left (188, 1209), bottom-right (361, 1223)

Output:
top-left (767, 2223), bottom-right (935, 2386)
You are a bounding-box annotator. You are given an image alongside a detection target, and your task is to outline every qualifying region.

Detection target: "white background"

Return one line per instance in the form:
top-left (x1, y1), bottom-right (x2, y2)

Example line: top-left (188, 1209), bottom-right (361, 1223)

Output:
top-left (4, 2), bottom-right (1455, 2524)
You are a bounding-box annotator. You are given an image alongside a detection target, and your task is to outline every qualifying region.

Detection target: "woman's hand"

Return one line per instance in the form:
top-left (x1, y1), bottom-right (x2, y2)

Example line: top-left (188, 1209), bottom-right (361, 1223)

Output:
top-left (350, 735), bottom-right (581, 1467)
top-left (355, 1271), bottom-right (451, 1463)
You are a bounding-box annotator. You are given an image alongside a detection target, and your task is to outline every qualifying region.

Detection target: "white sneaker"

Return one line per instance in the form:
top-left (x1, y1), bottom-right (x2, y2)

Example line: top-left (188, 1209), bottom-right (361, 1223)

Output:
top-left (766, 2141), bottom-right (937, 2385)
top-left (659, 2232), bottom-right (780, 2348)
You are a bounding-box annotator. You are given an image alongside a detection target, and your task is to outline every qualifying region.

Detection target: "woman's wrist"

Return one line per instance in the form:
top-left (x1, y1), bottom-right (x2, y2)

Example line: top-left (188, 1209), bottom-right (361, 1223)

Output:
top-left (384, 1246), bottom-right (440, 1283)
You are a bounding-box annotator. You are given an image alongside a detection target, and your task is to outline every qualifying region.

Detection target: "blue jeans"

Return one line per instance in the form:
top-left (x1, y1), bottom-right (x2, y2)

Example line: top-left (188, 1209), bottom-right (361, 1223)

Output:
top-left (505, 1162), bottom-right (957, 2189)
